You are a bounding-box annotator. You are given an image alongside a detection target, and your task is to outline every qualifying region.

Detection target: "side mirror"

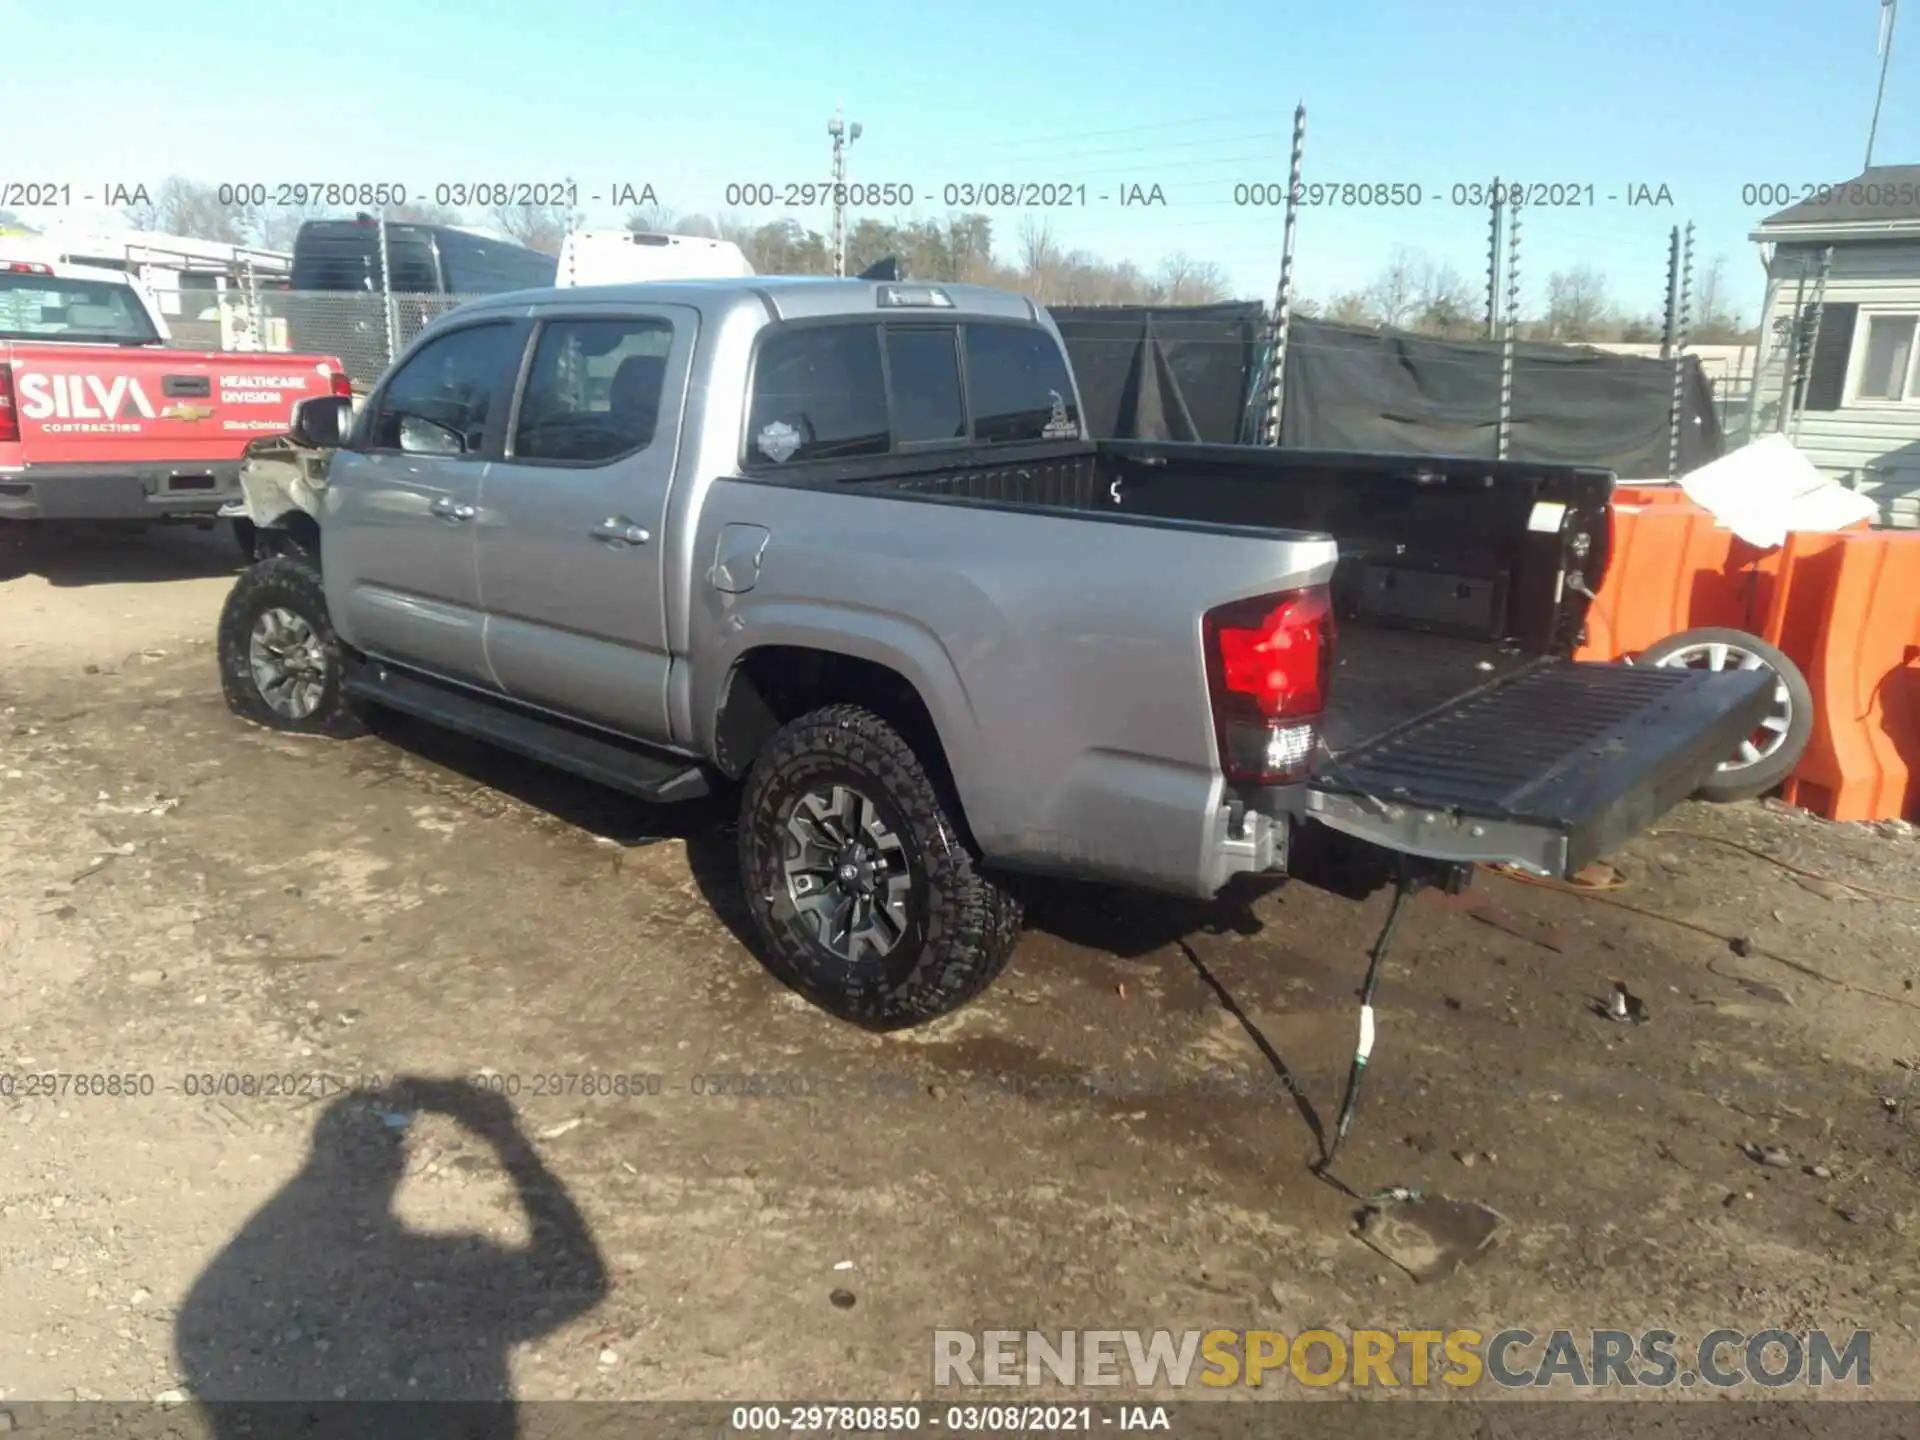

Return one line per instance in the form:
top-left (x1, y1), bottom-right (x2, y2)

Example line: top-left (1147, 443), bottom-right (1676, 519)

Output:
top-left (289, 394), bottom-right (354, 449)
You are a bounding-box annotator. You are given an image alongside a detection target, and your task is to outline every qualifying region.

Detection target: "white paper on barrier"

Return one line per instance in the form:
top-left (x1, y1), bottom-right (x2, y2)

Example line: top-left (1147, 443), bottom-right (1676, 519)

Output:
top-left (1677, 434), bottom-right (1879, 548)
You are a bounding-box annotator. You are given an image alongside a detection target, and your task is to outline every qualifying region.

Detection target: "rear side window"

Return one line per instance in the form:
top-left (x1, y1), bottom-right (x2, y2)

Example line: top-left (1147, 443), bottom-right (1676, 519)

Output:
top-left (747, 324), bottom-right (889, 464)
top-left (513, 317), bottom-right (674, 463)
top-left (384, 241), bottom-right (442, 293)
top-left (886, 327), bottom-right (965, 444)
top-left (369, 321), bottom-right (523, 457)
top-left (965, 324), bottom-right (1080, 443)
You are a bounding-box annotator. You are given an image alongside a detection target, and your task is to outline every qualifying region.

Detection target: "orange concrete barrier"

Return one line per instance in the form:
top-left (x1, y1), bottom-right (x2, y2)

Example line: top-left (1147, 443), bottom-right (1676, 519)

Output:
top-left (1776, 530), bottom-right (1920, 823)
top-left (1576, 493), bottom-right (1920, 822)
top-left (1575, 499), bottom-right (1785, 662)
top-left (1611, 484), bottom-right (1697, 507)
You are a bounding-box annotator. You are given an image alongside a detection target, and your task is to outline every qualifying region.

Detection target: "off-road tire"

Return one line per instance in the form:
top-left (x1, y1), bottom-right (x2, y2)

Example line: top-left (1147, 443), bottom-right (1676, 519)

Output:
top-left (737, 703), bottom-right (1023, 1029)
top-left (217, 555), bottom-right (366, 738)
top-left (1636, 626), bottom-right (1813, 803)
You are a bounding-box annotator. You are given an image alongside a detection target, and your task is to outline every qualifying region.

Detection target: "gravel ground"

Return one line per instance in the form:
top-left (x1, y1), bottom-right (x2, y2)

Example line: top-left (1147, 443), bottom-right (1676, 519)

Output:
top-left (1, 526), bottom-right (1916, 1420)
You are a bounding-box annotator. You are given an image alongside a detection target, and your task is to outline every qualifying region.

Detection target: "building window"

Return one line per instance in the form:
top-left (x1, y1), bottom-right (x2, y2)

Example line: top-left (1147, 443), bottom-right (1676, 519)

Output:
top-left (1856, 314), bottom-right (1918, 402)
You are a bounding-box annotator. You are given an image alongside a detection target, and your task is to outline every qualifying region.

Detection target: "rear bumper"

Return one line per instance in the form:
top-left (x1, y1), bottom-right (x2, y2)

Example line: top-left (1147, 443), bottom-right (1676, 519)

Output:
top-left (1201, 792), bottom-right (1294, 893)
top-left (0, 462), bottom-right (243, 521)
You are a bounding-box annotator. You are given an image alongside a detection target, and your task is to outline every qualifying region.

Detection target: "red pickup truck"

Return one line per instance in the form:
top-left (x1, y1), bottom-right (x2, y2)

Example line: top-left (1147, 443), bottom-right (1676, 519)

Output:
top-left (0, 256), bottom-right (348, 525)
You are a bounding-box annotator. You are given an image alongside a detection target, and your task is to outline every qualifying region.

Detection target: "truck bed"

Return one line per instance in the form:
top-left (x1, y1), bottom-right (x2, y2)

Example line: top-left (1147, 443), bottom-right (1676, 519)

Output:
top-left (1320, 629), bottom-right (1534, 755)
top-left (855, 438), bottom-right (1773, 877)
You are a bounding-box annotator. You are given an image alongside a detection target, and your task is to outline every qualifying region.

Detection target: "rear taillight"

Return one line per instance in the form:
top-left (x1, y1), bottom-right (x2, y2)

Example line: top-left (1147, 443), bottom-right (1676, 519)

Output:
top-left (1203, 585), bottom-right (1335, 785)
top-left (328, 370), bottom-right (354, 398)
top-left (0, 363), bottom-right (18, 444)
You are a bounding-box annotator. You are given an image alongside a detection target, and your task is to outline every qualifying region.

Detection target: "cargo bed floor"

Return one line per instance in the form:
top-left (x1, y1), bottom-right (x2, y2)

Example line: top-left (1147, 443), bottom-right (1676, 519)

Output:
top-left (1321, 627), bottom-right (1534, 756)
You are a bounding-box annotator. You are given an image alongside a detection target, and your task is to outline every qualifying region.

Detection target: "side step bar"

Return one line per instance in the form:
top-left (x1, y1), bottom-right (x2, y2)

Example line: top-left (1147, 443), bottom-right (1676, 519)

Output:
top-left (345, 663), bottom-right (711, 805)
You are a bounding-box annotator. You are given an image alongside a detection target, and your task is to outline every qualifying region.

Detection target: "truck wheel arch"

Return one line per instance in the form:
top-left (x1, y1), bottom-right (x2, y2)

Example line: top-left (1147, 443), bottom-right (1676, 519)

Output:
top-left (240, 510), bottom-right (321, 563)
top-left (711, 645), bottom-right (980, 840)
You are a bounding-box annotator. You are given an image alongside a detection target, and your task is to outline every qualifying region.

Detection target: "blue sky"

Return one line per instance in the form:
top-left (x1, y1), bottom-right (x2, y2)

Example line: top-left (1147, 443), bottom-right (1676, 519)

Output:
top-left (7, 0), bottom-right (1916, 324)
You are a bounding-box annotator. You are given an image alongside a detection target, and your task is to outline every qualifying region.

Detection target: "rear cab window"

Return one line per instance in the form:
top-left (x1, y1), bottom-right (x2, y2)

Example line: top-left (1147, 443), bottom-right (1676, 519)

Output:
top-left (965, 323), bottom-right (1080, 443)
top-left (0, 274), bottom-right (160, 344)
top-left (747, 325), bottom-right (891, 464)
top-left (744, 318), bottom-right (1076, 469)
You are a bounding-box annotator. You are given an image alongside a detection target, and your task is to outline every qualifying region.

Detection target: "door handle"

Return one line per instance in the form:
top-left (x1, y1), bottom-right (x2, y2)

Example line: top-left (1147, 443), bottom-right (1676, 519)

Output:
top-left (430, 497), bottom-right (476, 522)
top-left (591, 517), bottom-right (651, 546)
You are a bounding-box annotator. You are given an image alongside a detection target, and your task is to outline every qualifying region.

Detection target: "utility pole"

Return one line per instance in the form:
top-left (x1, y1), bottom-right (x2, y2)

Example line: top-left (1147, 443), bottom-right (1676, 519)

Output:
top-left (1262, 101), bottom-right (1307, 447)
top-left (374, 213), bottom-right (397, 368)
top-left (828, 104), bottom-right (863, 278)
top-left (1667, 221), bottom-right (1695, 479)
top-left (1485, 177), bottom-right (1505, 340)
top-left (1867, 0), bottom-right (1899, 168)
top-left (1495, 200), bottom-right (1521, 461)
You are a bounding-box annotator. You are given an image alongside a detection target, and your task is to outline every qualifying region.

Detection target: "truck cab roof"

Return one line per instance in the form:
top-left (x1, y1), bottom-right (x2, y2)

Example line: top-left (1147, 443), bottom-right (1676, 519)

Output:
top-left (447, 277), bottom-right (1046, 327)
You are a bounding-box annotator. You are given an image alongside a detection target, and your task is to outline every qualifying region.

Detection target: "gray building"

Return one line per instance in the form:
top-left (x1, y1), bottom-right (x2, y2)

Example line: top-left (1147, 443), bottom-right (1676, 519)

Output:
top-left (1749, 163), bottom-right (1920, 528)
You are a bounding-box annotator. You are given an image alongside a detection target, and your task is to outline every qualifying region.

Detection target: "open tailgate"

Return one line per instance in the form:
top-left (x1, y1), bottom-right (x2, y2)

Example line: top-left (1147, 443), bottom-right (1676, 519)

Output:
top-left (1303, 660), bottom-right (1776, 879)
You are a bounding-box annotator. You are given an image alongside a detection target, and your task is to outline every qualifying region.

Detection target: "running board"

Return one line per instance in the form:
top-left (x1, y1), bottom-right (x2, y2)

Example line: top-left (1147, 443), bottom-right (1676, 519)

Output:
top-left (345, 664), bottom-right (711, 805)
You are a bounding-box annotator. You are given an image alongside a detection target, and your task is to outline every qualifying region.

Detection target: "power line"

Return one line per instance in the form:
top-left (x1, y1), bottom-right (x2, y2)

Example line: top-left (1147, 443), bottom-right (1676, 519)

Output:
top-left (984, 108), bottom-right (1301, 149)
top-left (930, 129), bottom-right (1299, 167)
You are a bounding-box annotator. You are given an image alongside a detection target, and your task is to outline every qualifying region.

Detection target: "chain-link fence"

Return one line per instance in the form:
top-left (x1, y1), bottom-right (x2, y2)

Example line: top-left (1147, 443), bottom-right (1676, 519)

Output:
top-left (165, 291), bottom-right (492, 388)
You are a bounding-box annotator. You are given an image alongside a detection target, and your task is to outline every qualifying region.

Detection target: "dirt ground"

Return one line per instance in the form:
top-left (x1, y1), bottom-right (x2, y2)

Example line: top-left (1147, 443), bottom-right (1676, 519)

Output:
top-left (1, 525), bottom-right (1917, 1412)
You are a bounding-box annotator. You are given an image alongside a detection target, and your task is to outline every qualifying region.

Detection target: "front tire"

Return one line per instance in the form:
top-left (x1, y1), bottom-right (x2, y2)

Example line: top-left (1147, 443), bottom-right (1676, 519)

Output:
top-left (217, 555), bottom-right (366, 738)
top-left (737, 704), bottom-right (1023, 1029)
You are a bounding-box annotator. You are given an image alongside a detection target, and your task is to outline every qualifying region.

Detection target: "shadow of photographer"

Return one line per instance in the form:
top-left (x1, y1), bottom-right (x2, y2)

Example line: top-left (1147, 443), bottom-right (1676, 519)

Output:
top-left (175, 1076), bottom-right (609, 1438)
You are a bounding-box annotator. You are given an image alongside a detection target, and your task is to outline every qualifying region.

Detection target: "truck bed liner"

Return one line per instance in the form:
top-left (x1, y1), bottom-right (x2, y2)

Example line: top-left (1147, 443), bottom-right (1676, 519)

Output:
top-left (1321, 628), bottom-right (1535, 754)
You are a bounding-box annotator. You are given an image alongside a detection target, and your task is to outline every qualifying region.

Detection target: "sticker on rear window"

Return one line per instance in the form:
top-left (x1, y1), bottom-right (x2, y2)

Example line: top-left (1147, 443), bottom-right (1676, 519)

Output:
top-left (1041, 389), bottom-right (1076, 439)
top-left (756, 419), bottom-right (801, 463)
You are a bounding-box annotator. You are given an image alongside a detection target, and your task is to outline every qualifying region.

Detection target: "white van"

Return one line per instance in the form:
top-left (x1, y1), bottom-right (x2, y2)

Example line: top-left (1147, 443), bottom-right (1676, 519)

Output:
top-left (557, 230), bottom-right (755, 287)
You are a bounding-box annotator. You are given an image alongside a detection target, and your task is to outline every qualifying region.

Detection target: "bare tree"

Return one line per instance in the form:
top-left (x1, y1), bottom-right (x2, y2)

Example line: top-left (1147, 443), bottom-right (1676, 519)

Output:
top-left (944, 213), bottom-right (994, 284)
top-left (1325, 290), bottom-right (1379, 326)
top-left (1017, 214), bottom-right (1062, 299)
top-left (124, 176), bottom-right (252, 244)
top-left (490, 181), bottom-right (583, 254)
top-left (1619, 313), bottom-right (1663, 343)
top-left (252, 203), bottom-right (334, 251)
top-left (626, 203), bottom-right (677, 234)
top-left (1154, 252), bottom-right (1228, 305)
top-left (602, 198), bottom-right (1248, 302)
top-left (389, 201), bottom-right (464, 226)
top-left (1413, 259), bottom-right (1479, 337)
top-left (1543, 265), bottom-right (1615, 342)
top-left (1364, 245), bottom-right (1424, 329)
top-left (1690, 253), bottom-right (1749, 343)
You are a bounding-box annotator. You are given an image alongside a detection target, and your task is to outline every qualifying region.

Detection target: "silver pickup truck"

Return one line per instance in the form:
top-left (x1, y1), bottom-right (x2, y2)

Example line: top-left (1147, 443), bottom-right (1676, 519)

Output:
top-left (216, 277), bottom-right (1773, 1034)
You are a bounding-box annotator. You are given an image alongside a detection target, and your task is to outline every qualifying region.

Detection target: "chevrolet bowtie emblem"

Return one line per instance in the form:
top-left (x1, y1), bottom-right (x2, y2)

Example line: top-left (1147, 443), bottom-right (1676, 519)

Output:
top-left (160, 403), bottom-right (216, 422)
